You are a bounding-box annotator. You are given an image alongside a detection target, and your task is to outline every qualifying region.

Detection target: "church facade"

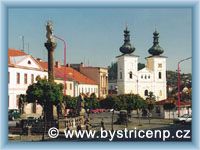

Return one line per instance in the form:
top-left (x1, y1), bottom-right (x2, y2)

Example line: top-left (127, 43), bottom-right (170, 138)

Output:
top-left (117, 27), bottom-right (167, 101)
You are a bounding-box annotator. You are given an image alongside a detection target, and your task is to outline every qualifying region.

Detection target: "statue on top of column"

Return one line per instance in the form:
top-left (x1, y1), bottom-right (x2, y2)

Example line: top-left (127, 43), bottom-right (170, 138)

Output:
top-left (46, 20), bottom-right (56, 44)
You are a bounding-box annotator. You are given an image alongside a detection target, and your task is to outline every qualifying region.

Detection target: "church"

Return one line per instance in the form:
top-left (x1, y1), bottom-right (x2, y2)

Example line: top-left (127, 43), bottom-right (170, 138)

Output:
top-left (116, 27), bottom-right (167, 101)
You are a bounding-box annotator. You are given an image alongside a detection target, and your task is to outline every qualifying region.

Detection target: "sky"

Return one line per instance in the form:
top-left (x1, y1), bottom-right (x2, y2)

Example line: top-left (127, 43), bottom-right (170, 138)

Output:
top-left (8, 8), bottom-right (192, 73)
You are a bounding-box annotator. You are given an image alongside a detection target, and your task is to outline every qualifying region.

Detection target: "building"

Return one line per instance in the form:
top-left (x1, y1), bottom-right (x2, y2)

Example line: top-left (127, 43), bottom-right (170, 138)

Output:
top-left (38, 61), bottom-right (99, 97)
top-left (71, 63), bottom-right (108, 98)
top-left (8, 49), bottom-right (47, 112)
top-left (117, 27), bottom-right (167, 101)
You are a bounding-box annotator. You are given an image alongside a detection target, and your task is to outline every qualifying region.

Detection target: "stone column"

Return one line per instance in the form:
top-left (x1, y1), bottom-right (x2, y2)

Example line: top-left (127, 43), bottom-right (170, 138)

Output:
top-left (44, 21), bottom-right (57, 82)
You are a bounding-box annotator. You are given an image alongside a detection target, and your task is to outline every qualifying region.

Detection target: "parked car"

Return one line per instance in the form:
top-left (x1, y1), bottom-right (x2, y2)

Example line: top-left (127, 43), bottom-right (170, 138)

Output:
top-left (173, 114), bottom-right (192, 124)
top-left (8, 109), bottom-right (20, 121)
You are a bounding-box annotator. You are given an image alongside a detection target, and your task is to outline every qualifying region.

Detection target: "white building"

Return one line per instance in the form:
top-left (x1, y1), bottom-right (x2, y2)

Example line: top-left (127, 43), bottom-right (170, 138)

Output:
top-left (117, 27), bottom-right (167, 101)
top-left (8, 49), bottom-right (48, 110)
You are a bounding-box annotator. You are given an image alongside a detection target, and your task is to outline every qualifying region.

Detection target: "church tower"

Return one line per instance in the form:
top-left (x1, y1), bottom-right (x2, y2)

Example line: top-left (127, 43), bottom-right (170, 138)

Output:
top-left (146, 30), bottom-right (167, 100)
top-left (117, 27), bottom-right (139, 95)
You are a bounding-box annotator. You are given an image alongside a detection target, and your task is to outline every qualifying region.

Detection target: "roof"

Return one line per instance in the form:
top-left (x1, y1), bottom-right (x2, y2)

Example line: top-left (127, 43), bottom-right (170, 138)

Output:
top-left (138, 67), bottom-right (152, 73)
top-left (38, 61), bottom-right (97, 85)
top-left (155, 99), bottom-right (191, 106)
top-left (8, 48), bottom-right (45, 71)
top-left (8, 48), bottom-right (27, 64)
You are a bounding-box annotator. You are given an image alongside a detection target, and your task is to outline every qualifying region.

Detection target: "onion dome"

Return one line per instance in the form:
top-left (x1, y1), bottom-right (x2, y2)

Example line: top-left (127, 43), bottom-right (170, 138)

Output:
top-left (119, 27), bottom-right (135, 54)
top-left (148, 30), bottom-right (164, 56)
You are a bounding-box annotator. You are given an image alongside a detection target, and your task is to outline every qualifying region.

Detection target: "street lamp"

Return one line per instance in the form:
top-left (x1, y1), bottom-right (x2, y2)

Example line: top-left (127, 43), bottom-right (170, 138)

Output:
top-left (54, 35), bottom-right (67, 95)
top-left (177, 57), bottom-right (192, 117)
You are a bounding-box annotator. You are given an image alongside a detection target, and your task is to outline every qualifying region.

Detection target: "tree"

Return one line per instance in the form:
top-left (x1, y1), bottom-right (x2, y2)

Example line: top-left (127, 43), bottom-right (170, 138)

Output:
top-left (26, 78), bottom-right (63, 121)
top-left (146, 91), bottom-right (156, 124)
top-left (100, 95), bottom-right (122, 131)
top-left (63, 95), bottom-right (78, 117)
top-left (84, 93), bottom-right (99, 117)
top-left (133, 95), bottom-right (146, 126)
top-left (163, 102), bottom-right (176, 119)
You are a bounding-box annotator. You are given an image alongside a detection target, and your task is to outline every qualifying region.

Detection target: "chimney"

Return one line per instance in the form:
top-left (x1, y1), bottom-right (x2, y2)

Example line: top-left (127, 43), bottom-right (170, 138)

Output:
top-left (55, 61), bottom-right (60, 68)
top-left (36, 58), bottom-right (42, 62)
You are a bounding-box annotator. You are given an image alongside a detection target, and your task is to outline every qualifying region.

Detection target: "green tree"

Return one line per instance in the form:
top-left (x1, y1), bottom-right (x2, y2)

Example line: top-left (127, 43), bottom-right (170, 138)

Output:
top-left (26, 78), bottom-right (63, 121)
top-left (133, 95), bottom-right (146, 126)
top-left (100, 95), bottom-right (122, 131)
top-left (146, 91), bottom-right (156, 124)
top-left (84, 93), bottom-right (99, 117)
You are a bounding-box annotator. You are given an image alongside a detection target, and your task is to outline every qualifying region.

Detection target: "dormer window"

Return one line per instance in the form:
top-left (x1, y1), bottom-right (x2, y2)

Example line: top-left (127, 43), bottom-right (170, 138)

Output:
top-left (28, 60), bottom-right (31, 64)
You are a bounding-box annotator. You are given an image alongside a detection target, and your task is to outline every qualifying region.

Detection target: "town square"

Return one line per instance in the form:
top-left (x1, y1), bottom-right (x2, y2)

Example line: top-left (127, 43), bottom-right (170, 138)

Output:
top-left (7, 7), bottom-right (192, 142)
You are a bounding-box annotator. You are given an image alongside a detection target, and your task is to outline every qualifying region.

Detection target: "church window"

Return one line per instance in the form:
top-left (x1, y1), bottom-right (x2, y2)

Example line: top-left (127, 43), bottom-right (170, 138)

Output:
top-left (141, 75), bottom-right (143, 79)
top-left (144, 90), bottom-right (148, 96)
top-left (158, 63), bottom-right (162, 68)
top-left (159, 72), bottom-right (162, 79)
top-left (120, 72), bottom-right (122, 79)
top-left (28, 60), bottom-right (31, 64)
top-left (148, 75), bottom-right (150, 79)
top-left (145, 75), bottom-right (147, 79)
top-left (129, 71), bottom-right (133, 79)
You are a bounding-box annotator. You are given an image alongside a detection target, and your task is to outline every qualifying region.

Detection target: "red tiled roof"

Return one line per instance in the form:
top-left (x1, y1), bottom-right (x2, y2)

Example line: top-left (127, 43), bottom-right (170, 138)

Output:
top-left (8, 48), bottom-right (27, 64)
top-left (38, 61), bottom-right (97, 85)
top-left (156, 99), bottom-right (191, 106)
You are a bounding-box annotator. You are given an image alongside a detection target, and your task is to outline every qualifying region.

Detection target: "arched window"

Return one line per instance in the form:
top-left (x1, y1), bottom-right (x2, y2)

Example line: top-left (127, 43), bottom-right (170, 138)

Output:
top-left (144, 90), bottom-right (148, 96)
top-left (129, 71), bottom-right (133, 79)
top-left (148, 75), bottom-right (150, 79)
top-left (159, 72), bottom-right (162, 79)
top-left (145, 75), bottom-right (147, 79)
top-left (141, 75), bottom-right (143, 79)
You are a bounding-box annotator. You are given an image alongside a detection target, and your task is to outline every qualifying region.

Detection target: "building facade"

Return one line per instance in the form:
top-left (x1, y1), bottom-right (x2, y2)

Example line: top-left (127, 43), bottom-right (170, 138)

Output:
top-left (117, 27), bottom-right (167, 101)
top-left (71, 63), bottom-right (108, 98)
top-left (8, 49), bottom-right (48, 110)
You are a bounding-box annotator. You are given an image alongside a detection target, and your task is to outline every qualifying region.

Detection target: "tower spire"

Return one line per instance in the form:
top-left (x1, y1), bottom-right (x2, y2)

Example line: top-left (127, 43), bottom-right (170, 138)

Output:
top-left (119, 26), bottom-right (135, 54)
top-left (148, 29), bottom-right (164, 56)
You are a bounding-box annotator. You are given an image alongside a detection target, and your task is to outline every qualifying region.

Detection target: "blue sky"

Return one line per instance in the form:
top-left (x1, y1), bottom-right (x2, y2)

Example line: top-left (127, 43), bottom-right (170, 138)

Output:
top-left (8, 8), bottom-right (192, 73)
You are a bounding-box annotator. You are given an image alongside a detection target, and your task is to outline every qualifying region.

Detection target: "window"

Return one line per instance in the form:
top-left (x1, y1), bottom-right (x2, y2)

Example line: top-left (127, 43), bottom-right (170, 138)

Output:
top-left (145, 75), bottom-right (147, 79)
top-left (31, 74), bottom-right (34, 83)
top-left (129, 71), bottom-right (133, 79)
top-left (70, 83), bottom-right (72, 90)
top-left (120, 72), bottom-right (122, 79)
top-left (141, 75), bottom-right (143, 79)
top-left (24, 73), bottom-right (28, 84)
top-left (144, 90), bottom-right (148, 96)
top-left (159, 72), bottom-right (162, 79)
top-left (8, 72), bottom-right (10, 84)
top-left (148, 75), bottom-right (150, 79)
top-left (17, 73), bottom-right (20, 84)
top-left (28, 60), bottom-right (31, 64)
top-left (158, 63), bottom-right (162, 68)
top-left (111, 85), bottom-right (113, 90)
top-left (159, 90), bottom-right (162, 96)
top-left (82, 88), bottom-right (83, 93)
